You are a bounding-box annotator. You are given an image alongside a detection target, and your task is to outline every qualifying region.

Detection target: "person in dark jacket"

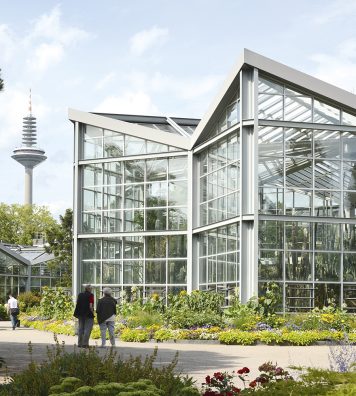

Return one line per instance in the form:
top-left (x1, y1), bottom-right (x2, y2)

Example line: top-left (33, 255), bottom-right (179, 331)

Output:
top-left (74, 284), bottom-right (94, 348)
top-left (96, 287), bottom-right (117, 347)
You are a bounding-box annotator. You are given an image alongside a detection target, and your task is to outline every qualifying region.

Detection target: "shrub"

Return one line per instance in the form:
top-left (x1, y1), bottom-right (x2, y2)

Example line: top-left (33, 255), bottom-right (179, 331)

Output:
top-left (218, 330), bottom-right (257, 345)
top-left (127, 310), bottom-right (163, 328)
top-left (154, 328), bottom-right (175, 342)
top-left (0, 344), bottom-right (197, 396)
top-left (17, 291), bottom-right (41, 312)
top-left (40, 287), bottom-right (74, 320)
top-left (0, 304), bottom-right (7, 321)
top-left (164, 309), bottom-right (223, 329)
top-left (120, 328), bottom-right (150, 342)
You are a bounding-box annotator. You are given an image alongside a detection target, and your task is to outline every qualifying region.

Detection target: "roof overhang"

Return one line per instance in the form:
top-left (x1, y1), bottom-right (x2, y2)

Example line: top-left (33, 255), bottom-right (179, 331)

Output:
top-left (0, 244), bottom-right (30, 266)
top-left (68, 108), bottom-right (190, 150)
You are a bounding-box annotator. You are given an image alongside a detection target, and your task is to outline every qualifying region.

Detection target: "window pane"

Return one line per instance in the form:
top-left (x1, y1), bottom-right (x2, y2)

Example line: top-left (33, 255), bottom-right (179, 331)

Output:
top-left (146, 208), bottom-right (167, 231)
top-left (168, 181), bottom-right (187, 206)
top-left (169, 157), bottom-right (187, 180)
top-left (343, 254), bottom-right (356, 281)
top-left (314, 223), bottom-right (340, 250)
top-left (259, 158), bottom-right (284, 187)
top-left (342, 132), bottom-right (356, 160)
top-left (258, 250), bottom-right (283, 280)
top-left (104, 162), bottom-right (122, 185)
top-left (286, 158), bottom-right (312, 188)
top-left (314, 100), bottom-right (340, 124)
top-left (259, 126), bottom-right (283, 157)
top-left (168, 208), bottom-right (187, 230)
top-left (314, 191), bottom-right (340, 217)
top-left (285, 189), bottom-right (311, 216)
top-left (146, 236), bottom-right (167, 258)
top-left (146, 182), bottom-right (167, 207)
top-left (259, 220), bottom-right (283, 249)
top-left (103, 185), bottom-right (122, 210)
top-left (146, 141), bottom-right (168, 153)
top-left (285, 221), bottom-right (311, 250)
top-left (123, 236), bottom-right (144, 259)
top-left (123, 261), bottom-right (143, 284)
top-left (103, 130), bottom-right (124, 157)
top-left (259, 187), bottom-right (283, 215)
top-left (124, 209), bottom-right (144, 231)
top-left (82, 213), bottom-right (101, 233)
top-left (315, 284), bottom-right (340, 308)
top-left (314, 130), bottom-right (340, 159)
top-left (343, 192), bottom-right (356, 218)
top-left (145, 261), bottom-right (166, 284)
top-left (258, 94), bottom-right (283, 120)
top-left (83, 188), bottom-right (101, 211)
top-left (343, 224), bottom-right (356, 251)
top-left (103, 211), bottom-right (122, 233)
top-left (125, 185), bottom-right (144, 208)
top-left (284, 96), bottom-right (312, 122)
top-left (83, 164), bottom-right (102, 187)
top-left (343, 162), bottom-right (356, 191)
top-left (168, 235), bottom-right (187, 257)
top-left (146, 159), bottom-right (167, 181)
top-left (259, 77), bottom-right (283, 94)
top-left (286, 251), bottom-right (312, 281)
top-left (285, 128), bottom-right (312, 157)
top-left (315, 253), bottom-right (341, 281)
top-left (102, 261), bottom-right (121, 283)
top-left (124, 135), bottom-right (145, 156)
top-left (168, 260), bottom-right (187, 283)
top-left (82, 261), bottom-right (101, 284)
top-left (314, 160), bottom-right (340, 190)
top-left (125, 161), bottom-right (144, 183)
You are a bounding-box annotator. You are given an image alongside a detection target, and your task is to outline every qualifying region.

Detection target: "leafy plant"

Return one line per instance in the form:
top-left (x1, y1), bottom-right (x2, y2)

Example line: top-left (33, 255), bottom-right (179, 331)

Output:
top-left (120, 328), bottom-right (150, 342)
top-left (0, 304), bottom-right (8, 320)
top-left (40, 287), bottom-right (73, 320)
top-left (17, 291), bottom-right (41, 312)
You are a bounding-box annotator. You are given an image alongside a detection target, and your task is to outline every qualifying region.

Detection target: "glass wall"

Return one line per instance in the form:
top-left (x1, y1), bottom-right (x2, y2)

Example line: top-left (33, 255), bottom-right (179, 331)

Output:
top-left (0, 251), bottom-right (28, 301)
top-left (258, 76), bottom-right (356, 125)
top-left (30, 261), bottom-right (63, 292)
top-left (199, 131), bottom-right (240, 226)
top-left (82, 125), bottom-right (182, 160)
top-left (258, 126), bottom-right (356, 217)
top-left (82, 156), bottom-right (188, 233)
top-left (80, 236), bottom-right (187, 300)
top-left (198, 223), bottom-right (240, 294)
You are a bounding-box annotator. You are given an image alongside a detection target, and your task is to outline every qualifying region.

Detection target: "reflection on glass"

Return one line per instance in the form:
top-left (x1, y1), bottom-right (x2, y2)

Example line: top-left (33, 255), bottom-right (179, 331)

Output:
top-left (314, 160), bottom-right (340, 190)
top-left (146, 208), bottom-right (167, 231)
top-left (168, 260), bottom-right (187, 283)
top-left (168, 182), bottom-right (187, 206)
top-left (102, 261), bottom-right (121, 283)
top-left (258, 93), bottom-right (283, 120)
top-left (104, 130), bottom-right (124, 157)
top-left (82, 261), bottom-right (101, 284)
top-left (169, 157), bottom-right (187, 180)
top-left (146, 159), bottom-right (167, 181)
top-left (286, 251), bottom-right (312, 281)
top-left (83, 164), bottom-right (102, 187)
top-left (82, 213), bottom-right (101, 233)
top-left (343, 162), bottom-right (356, 191)
top-left (125, 161), bottom-right (144, 183)
top-left (343, 192), bottom-right (356, 218)
top-left (343, 224), bottom-right (356, 251)
top-left (258, 77), bottom-right (283, 94)
top-left (258, 250), bottom-right (283, 280)
top-left (124, 135), bottom-right (145, 156)
top-left (146, 236), bottom-right (167, 258)
top-left (315, 284), bottom-right (340, 308)
top-left (123, 261), bottom-right (143, 284)
top-left (123, 236), bottom-right (144, 259)
top-left (342, 132), bottom-right (356, 160)
top-left (342, 111), bottom-right (356, 126)
top-left (124, 209), bottom-right (144, 231)
top-left (284, 95), bottom-right (312, 122)
top-left (103, 211), bottom-right (121, 232)
top-left (104, 162), bottom-right (122, 185)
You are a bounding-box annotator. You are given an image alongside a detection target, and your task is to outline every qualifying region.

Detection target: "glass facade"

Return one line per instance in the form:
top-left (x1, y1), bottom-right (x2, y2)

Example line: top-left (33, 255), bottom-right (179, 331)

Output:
top-left (73, 59), bottom-right (356, 311)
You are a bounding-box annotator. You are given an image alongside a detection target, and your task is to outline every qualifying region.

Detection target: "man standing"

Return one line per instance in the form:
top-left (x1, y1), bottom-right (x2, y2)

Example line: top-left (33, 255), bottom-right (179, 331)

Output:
top-left (74, 284), bottom-right (94, 348)
top-left (96, 287), bottom-right (117, 347)
top-left (7, 293), bottom-right (19, 330)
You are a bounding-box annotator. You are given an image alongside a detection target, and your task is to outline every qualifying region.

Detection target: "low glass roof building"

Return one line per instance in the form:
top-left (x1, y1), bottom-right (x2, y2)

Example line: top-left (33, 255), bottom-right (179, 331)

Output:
top-left (69, 49), bottom-right (356, 312)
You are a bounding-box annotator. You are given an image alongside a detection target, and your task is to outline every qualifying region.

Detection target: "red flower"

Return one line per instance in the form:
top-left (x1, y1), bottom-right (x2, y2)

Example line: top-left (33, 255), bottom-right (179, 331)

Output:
top-left (232, 387), bottom-right (241, 393)
top-left (249, 380), bottom-right (257, 388)
top-left (237, 369), bottom-right (244, 375)
top-left (237, 366), bottom-right (250, 374)
top-left (205, 375), bottom-right (211, 384)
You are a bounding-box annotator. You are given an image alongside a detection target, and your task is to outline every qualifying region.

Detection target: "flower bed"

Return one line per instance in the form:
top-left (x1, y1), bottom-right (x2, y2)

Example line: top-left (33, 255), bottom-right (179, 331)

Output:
top-left (20, 315), bottom-right (356, 346)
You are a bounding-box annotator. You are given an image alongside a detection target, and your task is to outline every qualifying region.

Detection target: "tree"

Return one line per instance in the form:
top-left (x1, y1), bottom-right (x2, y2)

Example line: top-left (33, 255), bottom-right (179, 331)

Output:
top-left (0, 203), bottom-right (57, 245)
top-left (0, 68), bottom-right (3, 91)
top-left (45, 209), bottom-right (73, 287)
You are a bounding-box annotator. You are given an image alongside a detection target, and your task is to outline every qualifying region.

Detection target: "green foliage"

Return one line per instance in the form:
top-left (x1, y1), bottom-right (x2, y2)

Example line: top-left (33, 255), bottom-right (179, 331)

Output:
top-left (167, 290), bottom-right (224, 315)
top-left (257, 282), bottom-right (282, 316)
top-left (21, 317), bottom-right (76, 336)
top-left (127, 310), bottom-right (163, 328)
top-left (0, 344), bottom-right (196, 396)
top-left (120, 328), bottom-right (150, 342)
top-left (48, 377), bottom-right (165, 396)
top-left (45, 209), bottom-right (73, 287)
top-left (164, 309), bottom-right (223, 329)
top-left (0, 304), bottom-right (8, 320)
top-left (40, 287), bottom-right (74, 320)
top-left (0, 203), bottom-right (57, 245)
top-left (17, 291), bottom-right (41, 312)
top-left (218, 330), bottom-right (258, 345)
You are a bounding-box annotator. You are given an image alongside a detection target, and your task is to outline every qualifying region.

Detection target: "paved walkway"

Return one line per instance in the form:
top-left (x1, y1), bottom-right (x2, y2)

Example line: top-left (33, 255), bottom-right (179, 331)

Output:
top-left (0, 321), bottom-right (331, 386)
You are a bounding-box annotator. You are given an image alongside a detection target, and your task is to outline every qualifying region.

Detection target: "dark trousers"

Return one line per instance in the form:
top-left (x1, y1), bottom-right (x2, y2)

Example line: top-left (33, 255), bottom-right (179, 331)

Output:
top-left (77, 316), bottom-right (94, 347)
top-left (10, 314), bottom-right (18, 330)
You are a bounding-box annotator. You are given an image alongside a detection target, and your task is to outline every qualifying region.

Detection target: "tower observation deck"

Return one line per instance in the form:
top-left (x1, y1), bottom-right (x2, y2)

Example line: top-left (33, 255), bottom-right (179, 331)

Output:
top-left (12, 91), bottom-right (46, 205)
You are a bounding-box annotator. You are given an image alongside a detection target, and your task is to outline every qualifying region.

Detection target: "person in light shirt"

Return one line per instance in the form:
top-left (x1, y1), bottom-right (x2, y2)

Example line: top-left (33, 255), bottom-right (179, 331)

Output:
top-left (96, 287), bottom-right (117, 348)
top-left (7, 293), bottom-right (19, 330)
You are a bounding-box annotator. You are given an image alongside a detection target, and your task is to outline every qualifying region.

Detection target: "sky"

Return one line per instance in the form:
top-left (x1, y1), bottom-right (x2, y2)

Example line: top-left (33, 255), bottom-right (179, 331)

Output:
top-left (1, 0), bottom-right (356, 220)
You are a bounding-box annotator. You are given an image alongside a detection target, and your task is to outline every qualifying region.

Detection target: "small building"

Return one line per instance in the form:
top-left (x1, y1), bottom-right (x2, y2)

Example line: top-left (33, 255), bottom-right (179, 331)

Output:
top-left (69, 49), bottom-right (356, 312)
top-left (0, 242), bottom-right (62, 301)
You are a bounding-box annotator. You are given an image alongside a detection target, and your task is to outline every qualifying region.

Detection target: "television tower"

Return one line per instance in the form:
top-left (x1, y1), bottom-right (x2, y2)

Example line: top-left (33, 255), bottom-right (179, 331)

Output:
top-left (12, 91), bottom-right (47, 205)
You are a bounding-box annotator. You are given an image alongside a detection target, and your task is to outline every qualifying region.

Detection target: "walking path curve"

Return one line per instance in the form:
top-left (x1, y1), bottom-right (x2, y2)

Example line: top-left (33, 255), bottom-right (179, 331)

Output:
top-left (0, 321), bottom-right (331, 386)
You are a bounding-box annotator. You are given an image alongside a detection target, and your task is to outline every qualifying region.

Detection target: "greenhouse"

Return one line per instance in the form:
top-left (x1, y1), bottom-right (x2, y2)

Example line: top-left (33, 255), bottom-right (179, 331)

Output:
top-left (69, 49), bottom-right (356, 311)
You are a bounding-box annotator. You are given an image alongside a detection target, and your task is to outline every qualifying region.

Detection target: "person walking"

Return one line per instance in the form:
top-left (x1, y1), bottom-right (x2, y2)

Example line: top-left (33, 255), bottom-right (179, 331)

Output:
top-left (96, 287), bottom-right (117, 347)
top-left (73, 284), bottom-right (95, 348)
top-left (7, 293), bottom-right (19, 330)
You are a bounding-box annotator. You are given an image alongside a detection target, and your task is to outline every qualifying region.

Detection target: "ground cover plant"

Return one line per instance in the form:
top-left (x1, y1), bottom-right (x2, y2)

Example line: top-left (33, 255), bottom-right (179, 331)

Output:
top-left (0, 341), bottom-right (198, 396)
top-left (18, 286), bottom-right (356, 346)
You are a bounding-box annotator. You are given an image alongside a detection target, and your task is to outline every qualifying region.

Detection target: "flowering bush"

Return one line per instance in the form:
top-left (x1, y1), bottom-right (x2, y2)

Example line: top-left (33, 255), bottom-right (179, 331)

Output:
top-left (201, 362), bottom-right (293, 395)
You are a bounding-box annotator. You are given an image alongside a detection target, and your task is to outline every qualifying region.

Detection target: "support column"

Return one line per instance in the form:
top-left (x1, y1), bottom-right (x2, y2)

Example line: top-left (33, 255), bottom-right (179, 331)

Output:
top-left (73, 122), bottom-right (80, 300)
top-left (239, 67), bottom-right (259, 303)
top-left (187, 150), bottom-right (194, 293)
top-left (24, 167), bottom-right (33, 205)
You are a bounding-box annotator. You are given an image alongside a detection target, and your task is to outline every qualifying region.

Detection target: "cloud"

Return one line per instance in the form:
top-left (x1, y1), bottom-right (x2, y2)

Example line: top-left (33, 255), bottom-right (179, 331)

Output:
top-left (130, 26), bottom-right (169, 55)
top-left (94, 91), bottom-right (159, 115)
top-left (310, 38), bottom-right (356, 93)
top-left (27, 42), bottom-right (64, 72)
top-left (0, 24), bottom-right (16, 62)
top-left (95, 72), bottom-right (116, 90)
top-left (312, 0), bottom-right (356, 24)
top-left (26, 5), bottom-right (91, 72)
